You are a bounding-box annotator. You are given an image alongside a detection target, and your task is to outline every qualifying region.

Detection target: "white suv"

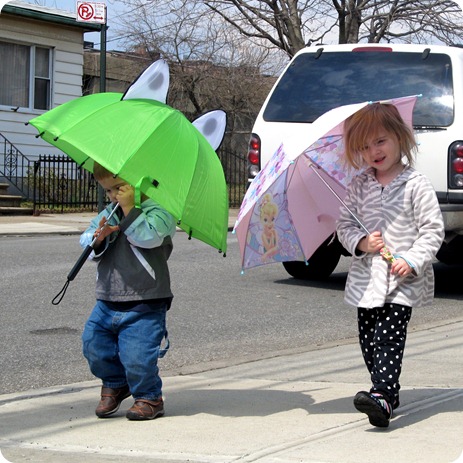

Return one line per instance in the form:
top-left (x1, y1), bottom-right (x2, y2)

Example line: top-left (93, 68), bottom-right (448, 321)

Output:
top-left (247, 43), bottom-right (463, 279)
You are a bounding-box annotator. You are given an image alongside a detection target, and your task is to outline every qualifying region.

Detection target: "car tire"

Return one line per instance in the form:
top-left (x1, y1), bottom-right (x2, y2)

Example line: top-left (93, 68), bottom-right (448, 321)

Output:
top-left (436, 235), bottom-right (463, 265)
top-left (282, 236), bottom-right (342, 280)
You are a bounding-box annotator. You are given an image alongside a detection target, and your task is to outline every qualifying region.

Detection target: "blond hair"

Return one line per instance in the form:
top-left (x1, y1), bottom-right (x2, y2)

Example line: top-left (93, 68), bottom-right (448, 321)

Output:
top-left (343, 103), bottom-right (417, 169)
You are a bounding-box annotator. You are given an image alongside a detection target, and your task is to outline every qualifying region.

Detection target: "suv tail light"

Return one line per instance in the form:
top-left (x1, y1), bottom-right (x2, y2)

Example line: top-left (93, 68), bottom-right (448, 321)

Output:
top-left (247, 133), bottom-right (261, 180)
top-left (449, 141), bottom-right (463, 188)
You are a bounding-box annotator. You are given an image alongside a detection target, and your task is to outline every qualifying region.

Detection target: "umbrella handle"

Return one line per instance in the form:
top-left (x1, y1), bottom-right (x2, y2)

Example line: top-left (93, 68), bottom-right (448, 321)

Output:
top-left (51, 244), bottom-right (93, 306)
top-left (51, 203), bottom-right (120, 306)
top-left (66, 245), bottom-right (94, 282)
top-left (67, 202), bottom-right (121, 280)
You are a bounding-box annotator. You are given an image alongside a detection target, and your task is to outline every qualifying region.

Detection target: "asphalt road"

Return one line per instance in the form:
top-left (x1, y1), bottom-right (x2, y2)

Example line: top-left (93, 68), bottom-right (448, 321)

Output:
top-left (1, 232), bottom-right (462, 394)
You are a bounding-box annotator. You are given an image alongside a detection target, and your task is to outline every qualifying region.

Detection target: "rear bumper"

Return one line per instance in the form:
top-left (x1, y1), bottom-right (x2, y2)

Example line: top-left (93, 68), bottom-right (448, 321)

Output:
top-left (440, 204), bottom-right (463, 235)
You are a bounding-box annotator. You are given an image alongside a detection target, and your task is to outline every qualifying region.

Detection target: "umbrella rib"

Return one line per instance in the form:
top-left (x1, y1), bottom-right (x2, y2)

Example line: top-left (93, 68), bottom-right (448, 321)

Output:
top-left (285, 157), bottom-right (310, 263)
top-left (285, 158), bottom-right (298, 190)
top-left (288, 209), bottom-right (310, 264)
top-left (310, 163), bottom-right (398, 263)
top-left (308, 164), bottom-right (370, 235)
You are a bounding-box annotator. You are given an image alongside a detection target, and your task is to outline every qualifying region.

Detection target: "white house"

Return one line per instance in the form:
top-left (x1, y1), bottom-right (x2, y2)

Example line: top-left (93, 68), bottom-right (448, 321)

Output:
top-left (0, 0), bottom-right (101, 158)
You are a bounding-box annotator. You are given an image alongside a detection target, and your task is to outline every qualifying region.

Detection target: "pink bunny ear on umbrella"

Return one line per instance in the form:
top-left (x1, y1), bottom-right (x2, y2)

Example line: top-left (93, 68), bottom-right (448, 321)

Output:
top-left (193, 110), bottom-right (226, 151)
top-left (122, 59), bottom-right (170, 103)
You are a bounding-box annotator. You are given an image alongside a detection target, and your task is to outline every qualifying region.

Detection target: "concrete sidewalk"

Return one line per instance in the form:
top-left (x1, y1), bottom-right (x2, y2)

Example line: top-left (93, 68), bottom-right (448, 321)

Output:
top-left (0, 319), bottom-right (462, 463)
top-left (1, 211), bottom-right (462, 462)
top-left (0, 211), bottom-right (96, 235)
top-left (0, 209), bottom-right (241, 235)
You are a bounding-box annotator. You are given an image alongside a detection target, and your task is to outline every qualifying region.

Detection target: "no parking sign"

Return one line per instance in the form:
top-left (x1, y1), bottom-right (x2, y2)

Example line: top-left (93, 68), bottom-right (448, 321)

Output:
top-left (76, 1), bottom-right (106, 24)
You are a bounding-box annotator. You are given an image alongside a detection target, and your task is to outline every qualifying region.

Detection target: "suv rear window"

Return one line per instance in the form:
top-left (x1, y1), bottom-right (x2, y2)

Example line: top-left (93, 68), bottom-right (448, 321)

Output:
top-left (263, 50), bottom-right (454, 127)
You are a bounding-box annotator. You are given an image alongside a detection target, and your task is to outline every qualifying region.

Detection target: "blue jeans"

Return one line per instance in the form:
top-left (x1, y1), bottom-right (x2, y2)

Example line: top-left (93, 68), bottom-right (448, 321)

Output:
top-left (82, 300), bottom-right (169, 400)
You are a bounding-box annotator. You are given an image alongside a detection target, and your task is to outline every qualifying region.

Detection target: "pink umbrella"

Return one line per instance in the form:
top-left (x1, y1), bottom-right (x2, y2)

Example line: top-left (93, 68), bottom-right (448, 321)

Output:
top-left (233, 95), bottom-right (419, 272)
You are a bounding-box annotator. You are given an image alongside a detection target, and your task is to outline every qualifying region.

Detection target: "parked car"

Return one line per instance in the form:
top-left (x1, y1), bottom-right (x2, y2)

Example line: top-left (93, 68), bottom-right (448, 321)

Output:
top-left (246, 43), bottom-right (463, 279)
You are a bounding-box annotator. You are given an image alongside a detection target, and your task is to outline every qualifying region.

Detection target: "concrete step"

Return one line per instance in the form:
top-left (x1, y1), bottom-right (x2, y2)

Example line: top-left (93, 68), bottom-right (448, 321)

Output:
top-left (0, 183), bottom-right (32, 215)
top-left (0, 195), bottom-right (24, 207)
top-left (0, 206), bottom-right (33, 216)
top-left (0, 185), bottom-right (11, 197)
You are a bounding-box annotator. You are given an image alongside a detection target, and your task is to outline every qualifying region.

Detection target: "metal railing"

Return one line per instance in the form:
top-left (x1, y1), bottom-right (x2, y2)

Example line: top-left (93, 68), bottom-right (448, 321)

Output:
top-left (32, 155), bottom-right (99, 213)
top-left (218, 147), bottom-right (247, 208)
top-left (1, 134), bottom-right (247, 212)
top-left (0, 133), bottom-right (34, 199)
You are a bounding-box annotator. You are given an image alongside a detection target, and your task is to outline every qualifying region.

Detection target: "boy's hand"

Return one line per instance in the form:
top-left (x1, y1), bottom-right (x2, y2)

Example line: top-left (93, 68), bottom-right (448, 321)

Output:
top-left (94, 216), bottom-right (119, 244)
top-left (391, 258), bottom-right (413, 277)
top-left (116, 184), bottom-right (135, 216)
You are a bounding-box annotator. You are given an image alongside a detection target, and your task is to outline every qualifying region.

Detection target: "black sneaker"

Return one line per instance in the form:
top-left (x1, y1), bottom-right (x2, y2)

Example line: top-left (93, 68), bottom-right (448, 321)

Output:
top-left (353, 391), bottom-right (392, 428)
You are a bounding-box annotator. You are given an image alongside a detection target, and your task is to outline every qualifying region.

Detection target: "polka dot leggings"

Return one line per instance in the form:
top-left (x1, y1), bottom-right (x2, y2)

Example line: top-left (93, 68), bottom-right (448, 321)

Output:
top-left (357, 303), bottom-right (412, 406)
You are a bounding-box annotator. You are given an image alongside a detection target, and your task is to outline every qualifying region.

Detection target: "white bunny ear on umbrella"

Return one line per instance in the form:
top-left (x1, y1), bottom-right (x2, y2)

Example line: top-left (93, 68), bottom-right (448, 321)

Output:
top-left (122, 59), bottom-right (170, 103)
top-left (193, 110), bottom-right (226, 151)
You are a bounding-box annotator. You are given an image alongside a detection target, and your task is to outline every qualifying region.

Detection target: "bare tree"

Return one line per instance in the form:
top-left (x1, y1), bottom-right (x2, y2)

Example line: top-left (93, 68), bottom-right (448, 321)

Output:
top-left (204, 0), bottom-right (335, 55)
top-left (116, 2), bottom-right (463, 84)
top-left (201, 0), bottom-right (463, 56)
top-left (334, 0), bottom-right (463, 45)
top-left (117, 0), bottom-right (278, 203)
top-left (115, 0), bottom-right (463, 204)
top-left (118, 0), bottom-right (278, 113)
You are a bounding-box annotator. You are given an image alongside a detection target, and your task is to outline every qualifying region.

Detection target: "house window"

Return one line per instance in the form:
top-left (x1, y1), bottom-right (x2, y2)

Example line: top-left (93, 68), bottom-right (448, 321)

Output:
top-left (0, 41), bottom-right (52, 110)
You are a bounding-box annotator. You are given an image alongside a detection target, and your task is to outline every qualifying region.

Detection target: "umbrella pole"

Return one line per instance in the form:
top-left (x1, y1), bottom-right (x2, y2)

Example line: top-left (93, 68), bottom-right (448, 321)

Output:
top-left (309, 164), bottom-right (370, 235)
top-left (51, 203), bottom-right (120, 305)
top-left (310, 165), bottom-right (397, 264)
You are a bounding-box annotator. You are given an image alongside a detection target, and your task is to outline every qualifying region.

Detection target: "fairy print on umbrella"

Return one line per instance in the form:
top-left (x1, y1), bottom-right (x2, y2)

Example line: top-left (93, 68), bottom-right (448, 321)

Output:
top-left (236, 144), bottom-right (290, 224)
top-left (243, 174), bottom-right (305, 269)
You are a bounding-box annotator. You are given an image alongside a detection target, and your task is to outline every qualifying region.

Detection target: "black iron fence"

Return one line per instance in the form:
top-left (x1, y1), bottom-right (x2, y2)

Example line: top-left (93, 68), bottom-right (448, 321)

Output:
top-left (32, 155), bottom-right (99, 212)
top-left (219, 147), bottom-right (247, 209)
top-left (1, 133), bottom-right (247, 212)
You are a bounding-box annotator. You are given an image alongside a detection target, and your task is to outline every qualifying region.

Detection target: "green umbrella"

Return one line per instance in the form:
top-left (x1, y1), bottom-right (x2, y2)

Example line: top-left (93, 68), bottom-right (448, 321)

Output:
top-left (29, 93), bottom-right (229, 254)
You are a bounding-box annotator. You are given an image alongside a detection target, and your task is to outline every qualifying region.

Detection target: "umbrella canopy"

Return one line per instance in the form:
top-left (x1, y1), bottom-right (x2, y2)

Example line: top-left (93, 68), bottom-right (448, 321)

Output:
top-left (29, 64), bottom-right (229, 254)
top-left (233, 95), bottom-right (418, 271)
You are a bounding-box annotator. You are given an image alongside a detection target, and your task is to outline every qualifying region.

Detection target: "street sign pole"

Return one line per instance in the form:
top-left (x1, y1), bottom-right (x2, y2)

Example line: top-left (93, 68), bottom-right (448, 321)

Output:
top-left (99, 4), bottom-right (107, 93)
top-left (97, 5), bottom-right (107, 212)
top-left (76, 1), bottom-right (107, 211)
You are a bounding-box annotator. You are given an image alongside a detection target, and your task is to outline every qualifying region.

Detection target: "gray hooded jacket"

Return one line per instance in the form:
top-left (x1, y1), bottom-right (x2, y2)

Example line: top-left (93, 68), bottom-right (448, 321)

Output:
top-left (336, 166), bottom-right (444, 308)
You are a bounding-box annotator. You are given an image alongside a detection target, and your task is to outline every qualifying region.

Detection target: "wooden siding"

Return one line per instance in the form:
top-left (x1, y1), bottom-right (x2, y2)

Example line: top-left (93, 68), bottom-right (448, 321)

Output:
top-left (0, 11), bottom-right (85, 158)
